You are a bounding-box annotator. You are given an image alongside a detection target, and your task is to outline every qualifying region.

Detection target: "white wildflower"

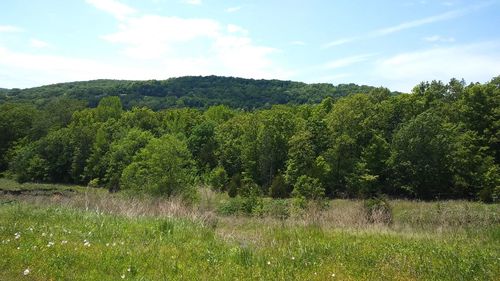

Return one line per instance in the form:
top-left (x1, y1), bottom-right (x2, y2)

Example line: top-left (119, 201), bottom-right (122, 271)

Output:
top-left (47, 241), bottom-right (55, 247)
top-left (291, 256), bottom-right (295, 260)
top-left (61, 240), bottom-right (68, 245)
top-left (14, 232), bottom-right (21, 239)
top-left (267, 261), bottom-right (271, 265)
top-left (83, 240), bottom-right (90, 247)
top-left (106, 243), bottom-right (110, 247)
top-left (121, 274), bottom-right (125, 279)
top-left (41, 233), bottom-right (46, 237)
top-left (23, 268), bottom-right (30, 276)
top-left (127, 268), bottom-right (131, 272)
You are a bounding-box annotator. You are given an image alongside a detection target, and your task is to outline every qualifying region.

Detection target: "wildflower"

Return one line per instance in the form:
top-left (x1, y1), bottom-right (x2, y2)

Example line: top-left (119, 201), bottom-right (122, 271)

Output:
top-left (14, 232), bottom-right (21, 239)
top-left (331, 273), bottom-right (336, 277)
top-left (83, 240), bottom-right (91, 247)
top-left (127, 268), bottom-right (131, 272)
top-left (47, 241), bottom-right (55, 247)
top-left (106, 243), bottom-right (110, 247)
top-left (291, 256), bottom-right (295, 260)
top-left (121, 274), bottom-right (125, 279)
top-left (17, 247), bottom-right (20, 250)
top-left (112, 242), bottom-right (116, 246)
top-left (49, 233), bottom-right (53, 237)
top-left (61, 240), bottom-right (68, 245)
top-left (42, 233), bottom-right (46, 237)
top-left (267, 261), bottom-right (271, 265)
top-left (23, 268), bottom-right (30, 276)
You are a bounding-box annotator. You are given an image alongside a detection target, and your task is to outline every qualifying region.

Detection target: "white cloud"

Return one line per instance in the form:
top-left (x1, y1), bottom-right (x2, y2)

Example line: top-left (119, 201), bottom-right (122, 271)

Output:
top-left (373, 41), bottom-right (500, 92)
top-left (423, 35), bottom-right (455, 43)
top-left (0, 46), bottom-right (151, 88)
top-left (85, 0), bottom-right (136, 20)
top-left (182, 0), bottom-right (202, 5)
top-left (323, 54), bottom-right (374, 69)
top-left (290, 41), bottom-right (306, 46)
top-left (373, 9), bottom-right (465, 36)
top-left (225, 6), bottom-right (241, 13)
top-left (1, 0), bottom-right (287, 88)
top-left (321, 37), bottom-right (357, 49)
top-left (226, 24), bottom-right (247, 34)
top-left (0, 25), bottom-right (23, 32)
top-left (322, 2), bottom-right (491, 49)
top-left (30, 39), bottom-right (50, 48)
top-left (102, 15), bottom-right (221, 59)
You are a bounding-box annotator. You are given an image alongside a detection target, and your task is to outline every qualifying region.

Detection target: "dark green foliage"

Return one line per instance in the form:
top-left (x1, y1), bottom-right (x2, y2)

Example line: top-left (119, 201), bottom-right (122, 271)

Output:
top-left (291, 175), bottom-right (325, 200)
top-left (208, 166), bottom-right (229, 191)
top-left (120, 134), bottom-right (196, 197)
top-left (269, 174), bottom-right (290, 198)
top-left (105, 129), bottom-right (154, 191)
top-left (227, 174), bottom-right (241, 198)
top-left (2, 76), bottom-right (396, 110)
top-left (2, 76), bottom-right (499, 201)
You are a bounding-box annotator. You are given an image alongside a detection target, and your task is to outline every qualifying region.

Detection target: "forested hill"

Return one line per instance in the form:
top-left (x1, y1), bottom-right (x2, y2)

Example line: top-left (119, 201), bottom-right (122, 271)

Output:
top-left (0, 76), bottom-right (399, 110)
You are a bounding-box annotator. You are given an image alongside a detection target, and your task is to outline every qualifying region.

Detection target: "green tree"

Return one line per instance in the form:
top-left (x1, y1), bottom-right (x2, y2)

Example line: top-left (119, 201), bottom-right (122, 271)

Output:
top-left (121, 134), bottom-right (195, 197)
top-left (105, 129), bottom-right (153, 191)
top-left (291, 175), bottom-right (325, 200)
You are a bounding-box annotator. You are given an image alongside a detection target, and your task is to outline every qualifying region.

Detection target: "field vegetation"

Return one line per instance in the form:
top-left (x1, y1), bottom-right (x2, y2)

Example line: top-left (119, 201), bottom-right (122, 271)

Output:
top-left (1, 179), bottom-right (499, 280)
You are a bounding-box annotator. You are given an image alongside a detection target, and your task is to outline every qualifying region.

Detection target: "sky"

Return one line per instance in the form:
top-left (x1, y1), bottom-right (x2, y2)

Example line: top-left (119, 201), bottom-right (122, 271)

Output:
top-left (0, 0), bottom-right (499, 92)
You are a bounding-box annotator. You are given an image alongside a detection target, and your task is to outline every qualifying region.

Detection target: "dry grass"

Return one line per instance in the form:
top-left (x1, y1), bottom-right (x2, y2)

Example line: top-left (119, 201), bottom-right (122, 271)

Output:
top-left (1, 185), bottom-right (498, 240)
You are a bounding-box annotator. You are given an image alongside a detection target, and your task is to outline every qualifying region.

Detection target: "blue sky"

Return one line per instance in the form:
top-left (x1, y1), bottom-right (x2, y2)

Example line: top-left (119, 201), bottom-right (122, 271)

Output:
top-left (0, 0), bottom-right (499, 92)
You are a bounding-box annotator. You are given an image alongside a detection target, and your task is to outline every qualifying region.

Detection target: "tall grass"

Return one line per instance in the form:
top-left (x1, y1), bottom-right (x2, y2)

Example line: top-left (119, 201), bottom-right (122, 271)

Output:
top-left (1, 179), bottom-right (499, 280)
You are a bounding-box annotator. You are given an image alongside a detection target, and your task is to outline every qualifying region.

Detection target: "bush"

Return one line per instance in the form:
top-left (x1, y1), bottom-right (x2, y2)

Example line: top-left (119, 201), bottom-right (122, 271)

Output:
top-left (208, 166), bottom-right (228, 191)
top-left (291, 175), bottom-right (325, 200)
top-left (217, 197), bottom-right (244, 215)
top-left (269, 174), bottom-right (290, 198)
top-left (363, 197), bottom-right (393, 224)
top-left (120, 134), bottom-right (196, 199)
top-left (216, 195), bottom-right (263, 216)
top-left (227, 174), bottom-right (241, 198)
top-left (260, 199), bottom-right (290, 220)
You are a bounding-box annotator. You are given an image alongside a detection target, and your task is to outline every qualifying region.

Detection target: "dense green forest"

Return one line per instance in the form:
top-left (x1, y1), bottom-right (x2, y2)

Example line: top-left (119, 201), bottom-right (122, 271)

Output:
top-left (0, 76), bottom-right (398, 110)
top-left (0, 76), bottom-right (498, 202)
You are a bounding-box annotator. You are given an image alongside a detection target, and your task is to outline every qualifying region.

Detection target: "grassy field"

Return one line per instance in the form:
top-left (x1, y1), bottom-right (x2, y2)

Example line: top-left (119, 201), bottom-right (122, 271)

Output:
top-left (1, 179), bottom-right (499, 280)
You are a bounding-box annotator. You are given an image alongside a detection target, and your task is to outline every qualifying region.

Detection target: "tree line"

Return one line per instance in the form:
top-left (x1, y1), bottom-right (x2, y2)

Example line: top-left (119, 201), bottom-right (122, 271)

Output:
top-left (1, 77), bottom-right (498, 202)
top-left (0, 76), bottom-right (398, 110)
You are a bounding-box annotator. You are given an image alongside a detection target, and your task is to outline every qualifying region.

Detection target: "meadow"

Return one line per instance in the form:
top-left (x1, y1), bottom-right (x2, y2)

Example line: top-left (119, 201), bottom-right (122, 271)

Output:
top-left (1, 178), bottom-right (499, 281)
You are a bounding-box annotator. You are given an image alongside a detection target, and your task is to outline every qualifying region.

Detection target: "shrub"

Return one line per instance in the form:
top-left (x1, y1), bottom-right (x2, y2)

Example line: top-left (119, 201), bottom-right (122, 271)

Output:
top-left (208, 166), bottom-right (228, 191)
top-left (260, 199), bottom-right (290, 220)
top-left (217, 198), bottom-right (244, 215)
top-left (269, 174), bottom-right (290, 198)
top-left (120, 134), bottom-right (196, 199)
top-left (363, 197), bottom-right (393, 224)
top-left (291, 175), bottom-right (325, 200)
top-left (227, 174), bottom-right (241, 198)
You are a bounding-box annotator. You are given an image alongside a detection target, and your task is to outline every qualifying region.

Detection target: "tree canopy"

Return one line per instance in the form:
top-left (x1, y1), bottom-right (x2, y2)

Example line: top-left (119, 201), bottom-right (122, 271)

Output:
top-left (1, 76), bottom-right (498, 201)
